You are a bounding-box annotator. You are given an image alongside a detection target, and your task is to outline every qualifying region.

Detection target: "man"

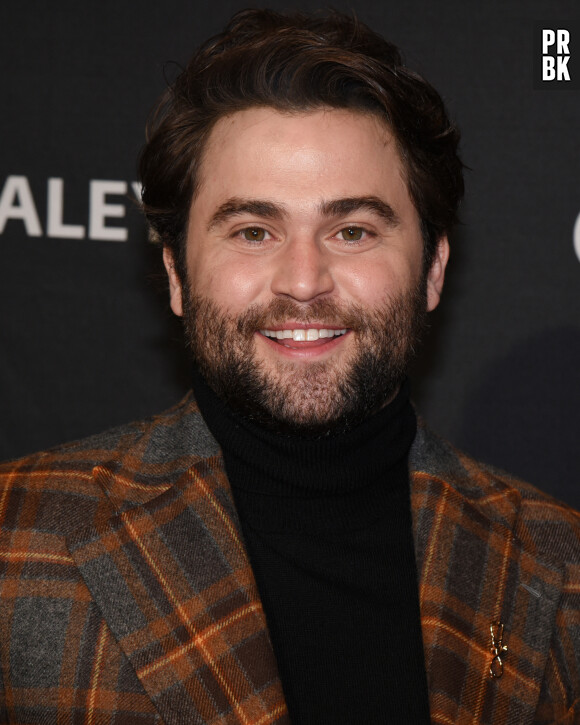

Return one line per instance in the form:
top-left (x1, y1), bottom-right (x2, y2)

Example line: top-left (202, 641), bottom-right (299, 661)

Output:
top-left (1, 9), bottom-right (578, 725)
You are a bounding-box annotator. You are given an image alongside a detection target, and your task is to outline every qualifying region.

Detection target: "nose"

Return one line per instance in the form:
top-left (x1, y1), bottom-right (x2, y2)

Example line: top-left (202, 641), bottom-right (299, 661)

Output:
top-left (269, 236), bottom-right (335, 302)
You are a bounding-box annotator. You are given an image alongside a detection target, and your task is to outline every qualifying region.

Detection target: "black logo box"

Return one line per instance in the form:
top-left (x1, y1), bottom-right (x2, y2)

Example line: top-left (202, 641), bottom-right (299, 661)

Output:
top-left (533, 21), bottom-right (580, 90)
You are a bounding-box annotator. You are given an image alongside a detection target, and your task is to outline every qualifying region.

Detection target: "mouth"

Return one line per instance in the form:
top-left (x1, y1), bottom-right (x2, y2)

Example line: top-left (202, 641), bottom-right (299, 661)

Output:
top-left (257, 326), bottom-right (349, 351)
top-left (260, 327), bottom-right (347, 342)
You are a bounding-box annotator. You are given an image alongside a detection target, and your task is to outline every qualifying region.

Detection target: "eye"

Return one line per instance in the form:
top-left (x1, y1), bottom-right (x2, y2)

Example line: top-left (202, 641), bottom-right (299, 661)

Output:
top-left (338, 226), bottom-right (366, 242)
top-left (240, 227), bottom-right (268, 242)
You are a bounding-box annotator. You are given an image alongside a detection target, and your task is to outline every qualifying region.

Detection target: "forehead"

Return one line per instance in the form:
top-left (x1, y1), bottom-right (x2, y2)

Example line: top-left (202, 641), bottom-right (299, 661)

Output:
top-left (194, 107), bottom-right (413, 216)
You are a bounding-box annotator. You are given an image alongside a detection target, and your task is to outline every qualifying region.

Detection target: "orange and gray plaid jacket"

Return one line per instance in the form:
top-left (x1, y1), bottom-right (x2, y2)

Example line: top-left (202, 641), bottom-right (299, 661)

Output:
top-left (1, 392), bottom-right (579, 724)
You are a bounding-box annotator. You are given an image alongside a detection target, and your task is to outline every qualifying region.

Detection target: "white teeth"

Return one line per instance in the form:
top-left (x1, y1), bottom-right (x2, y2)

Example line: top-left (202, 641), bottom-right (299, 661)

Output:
top-left (260, 328), bottom-right (347, 340)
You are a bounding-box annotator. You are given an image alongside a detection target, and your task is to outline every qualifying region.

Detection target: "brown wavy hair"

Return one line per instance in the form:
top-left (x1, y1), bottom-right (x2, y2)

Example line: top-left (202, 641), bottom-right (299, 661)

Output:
top-left (140, 9), bottom-right (463, 279)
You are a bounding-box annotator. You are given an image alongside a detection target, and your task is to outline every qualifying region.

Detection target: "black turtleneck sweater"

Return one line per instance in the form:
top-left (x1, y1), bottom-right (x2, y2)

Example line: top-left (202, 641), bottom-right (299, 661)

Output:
top-left (192, 369), bottom-right (430, 724)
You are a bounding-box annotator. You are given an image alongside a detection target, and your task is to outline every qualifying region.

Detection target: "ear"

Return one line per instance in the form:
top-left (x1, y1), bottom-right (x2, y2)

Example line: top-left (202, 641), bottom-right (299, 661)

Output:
top-left (426, 236), bottom-right (449, 312)
top-left (162, 247), bottom-right (184, 317)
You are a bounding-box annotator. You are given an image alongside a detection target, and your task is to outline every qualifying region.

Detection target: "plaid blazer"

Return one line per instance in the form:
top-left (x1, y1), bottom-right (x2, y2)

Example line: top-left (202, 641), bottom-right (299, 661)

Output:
top-left (1, 392), bottom-right (579, 724)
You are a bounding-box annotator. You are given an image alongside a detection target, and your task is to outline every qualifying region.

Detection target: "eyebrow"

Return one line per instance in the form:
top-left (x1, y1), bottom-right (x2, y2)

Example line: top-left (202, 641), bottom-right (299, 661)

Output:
top-left (207, 198), bottom-right (287, 231)
top-left (206, 195), bottom-right (400, 231)
top-left (320, 197), bottom-right (400, 227)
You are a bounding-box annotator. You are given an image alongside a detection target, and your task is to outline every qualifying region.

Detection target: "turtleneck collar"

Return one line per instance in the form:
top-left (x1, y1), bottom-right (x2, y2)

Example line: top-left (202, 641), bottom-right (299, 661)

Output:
top-left (192, 366), bottom-right (416, 516)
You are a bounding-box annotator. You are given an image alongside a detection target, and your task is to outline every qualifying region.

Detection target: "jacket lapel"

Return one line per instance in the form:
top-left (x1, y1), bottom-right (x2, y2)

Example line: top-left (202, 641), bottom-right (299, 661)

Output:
top-left (67, 455), bottom-right (289, 725)
top-left (411, 438), bottom-right (565, 724)
top-left (64, 396), bottom-right (566, 724)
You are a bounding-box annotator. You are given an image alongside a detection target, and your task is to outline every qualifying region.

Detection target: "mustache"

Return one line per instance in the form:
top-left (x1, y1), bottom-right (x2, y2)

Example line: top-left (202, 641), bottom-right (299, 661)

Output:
top-left (235, 297), bottom-right (369, 334)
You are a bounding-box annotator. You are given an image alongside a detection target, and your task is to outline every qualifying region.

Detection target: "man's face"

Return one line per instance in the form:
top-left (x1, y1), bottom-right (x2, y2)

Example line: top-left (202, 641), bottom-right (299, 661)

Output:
top-left (165, 107), bottom-right (448, 434)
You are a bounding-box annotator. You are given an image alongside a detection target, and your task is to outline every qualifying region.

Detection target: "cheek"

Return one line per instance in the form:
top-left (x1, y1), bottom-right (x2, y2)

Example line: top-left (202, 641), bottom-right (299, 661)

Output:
top-left (188, 255), bottom-right (270, 312)
top-left (334, 258), bottom-right (416, 307)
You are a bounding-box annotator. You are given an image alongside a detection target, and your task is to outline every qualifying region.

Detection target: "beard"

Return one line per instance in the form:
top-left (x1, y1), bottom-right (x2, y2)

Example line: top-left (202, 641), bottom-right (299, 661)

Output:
top-left (182, 280), bottom-right (427, 437)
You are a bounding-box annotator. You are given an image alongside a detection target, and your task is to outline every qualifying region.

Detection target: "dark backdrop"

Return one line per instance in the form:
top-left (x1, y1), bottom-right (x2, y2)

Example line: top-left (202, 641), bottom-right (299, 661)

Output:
top-left (1, 1), bottom-right (579, 506)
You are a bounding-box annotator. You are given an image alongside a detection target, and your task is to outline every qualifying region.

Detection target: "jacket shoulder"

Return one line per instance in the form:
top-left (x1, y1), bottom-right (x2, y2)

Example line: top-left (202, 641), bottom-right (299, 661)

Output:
top-left (0, 393), bottom-right (220, 534)
top-left (410, 422), bottom-right (580, 563)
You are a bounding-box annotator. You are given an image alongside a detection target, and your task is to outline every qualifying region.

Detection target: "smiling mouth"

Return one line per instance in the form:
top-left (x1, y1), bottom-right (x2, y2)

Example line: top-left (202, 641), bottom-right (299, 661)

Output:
top-left (259, 327), bottom-right (348, 343)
